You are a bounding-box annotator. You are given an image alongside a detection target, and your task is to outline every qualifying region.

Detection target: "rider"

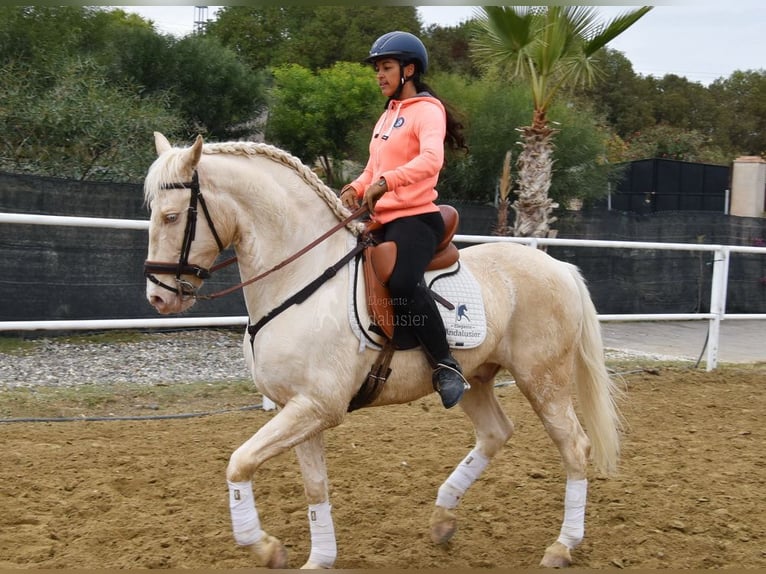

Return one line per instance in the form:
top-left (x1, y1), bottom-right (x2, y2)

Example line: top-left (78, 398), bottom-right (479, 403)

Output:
top-left (340, 31), bottom-right (469, 409)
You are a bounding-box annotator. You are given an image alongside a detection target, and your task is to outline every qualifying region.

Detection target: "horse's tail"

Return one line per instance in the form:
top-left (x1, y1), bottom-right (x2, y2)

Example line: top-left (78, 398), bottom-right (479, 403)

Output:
top-left (567, 263), bottom-right (623, 476)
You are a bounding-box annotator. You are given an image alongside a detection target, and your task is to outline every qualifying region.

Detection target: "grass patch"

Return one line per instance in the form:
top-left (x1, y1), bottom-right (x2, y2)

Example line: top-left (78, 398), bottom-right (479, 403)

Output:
top-left (606, 357), bottom-right (766, 373)
top-left (0, 378), bottom-right (260, 421)
top-left (0, 328), bottom-right (242, 350)
top-left (0, 336), bottom-right (38, 355)
top-left (0, 330), bottom-right (155, 356)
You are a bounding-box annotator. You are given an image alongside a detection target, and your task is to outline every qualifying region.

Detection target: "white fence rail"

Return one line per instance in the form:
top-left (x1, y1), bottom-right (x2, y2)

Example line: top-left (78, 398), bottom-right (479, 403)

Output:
top-left (2, 212), bottom-right (765, 372)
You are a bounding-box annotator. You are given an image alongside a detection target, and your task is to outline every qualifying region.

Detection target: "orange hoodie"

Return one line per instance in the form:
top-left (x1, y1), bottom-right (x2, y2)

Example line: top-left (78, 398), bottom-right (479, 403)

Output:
top-left (348, 94), bottom-right (445, 224)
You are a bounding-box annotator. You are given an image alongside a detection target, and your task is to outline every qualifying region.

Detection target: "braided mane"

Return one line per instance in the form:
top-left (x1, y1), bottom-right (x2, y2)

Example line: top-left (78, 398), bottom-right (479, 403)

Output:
top-left (203, 141), bottom-right (363, 235)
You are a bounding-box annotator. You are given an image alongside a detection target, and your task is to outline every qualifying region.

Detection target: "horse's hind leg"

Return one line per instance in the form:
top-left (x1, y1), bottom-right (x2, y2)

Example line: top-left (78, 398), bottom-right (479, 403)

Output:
top-left (514, 366), bottom-right (591, 568)
top-left (430, 365), bottom-right (513, 544)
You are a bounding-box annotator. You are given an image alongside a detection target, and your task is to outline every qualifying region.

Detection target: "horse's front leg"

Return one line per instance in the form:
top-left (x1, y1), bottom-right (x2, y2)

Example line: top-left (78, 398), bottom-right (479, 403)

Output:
top-left (226, 398), bottom-right (333, 569)
top-left (294, 433), bottom-right (337, 569)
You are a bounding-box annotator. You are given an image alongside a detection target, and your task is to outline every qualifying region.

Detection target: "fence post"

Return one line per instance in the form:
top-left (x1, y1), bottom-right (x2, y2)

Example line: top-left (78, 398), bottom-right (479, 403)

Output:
top-left (706, 247), bottom-right (730, 371)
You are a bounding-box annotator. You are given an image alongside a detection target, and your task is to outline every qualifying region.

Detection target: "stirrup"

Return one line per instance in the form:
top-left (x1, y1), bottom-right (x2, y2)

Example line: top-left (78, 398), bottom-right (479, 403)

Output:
top-left (433, 362), bottom-right (470, 389)
top-left (432, 362), bottom-right (470, 409)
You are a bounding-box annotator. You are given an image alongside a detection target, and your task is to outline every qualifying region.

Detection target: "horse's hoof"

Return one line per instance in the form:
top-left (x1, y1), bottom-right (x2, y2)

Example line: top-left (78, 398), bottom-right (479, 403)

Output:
top-left (300, 560), bottom-right (330, 569)
top-left (253, 534), bottom-right (289, 569)
top-left (429, 506), bottom-right (458, 544)
top-left (540, 541), bottom-right (572, 568)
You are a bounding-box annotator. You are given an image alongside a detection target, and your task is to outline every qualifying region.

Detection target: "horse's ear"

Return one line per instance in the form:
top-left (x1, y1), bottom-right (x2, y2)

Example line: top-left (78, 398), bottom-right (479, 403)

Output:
top-left (190, 135), bottom-right (203, 167)
top-left (154, 132), bottom-right (172, 156)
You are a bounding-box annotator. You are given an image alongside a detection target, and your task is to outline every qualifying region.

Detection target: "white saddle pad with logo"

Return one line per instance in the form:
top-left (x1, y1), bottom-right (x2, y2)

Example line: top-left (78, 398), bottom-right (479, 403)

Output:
top-left (347, 243), bottom-right (487, 351)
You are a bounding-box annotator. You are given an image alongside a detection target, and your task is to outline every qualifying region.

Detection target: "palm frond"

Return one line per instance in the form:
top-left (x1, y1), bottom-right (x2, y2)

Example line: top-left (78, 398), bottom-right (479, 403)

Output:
top-left (472, 5), bottom-right (653, 107)
top-left (584, 6), bottom-right (654, 55)
top-left (471, 7), bottom-right (536, 76)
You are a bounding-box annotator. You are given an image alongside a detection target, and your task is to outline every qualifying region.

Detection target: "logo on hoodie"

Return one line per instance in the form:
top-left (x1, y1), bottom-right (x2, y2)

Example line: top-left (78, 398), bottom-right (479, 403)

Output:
top-left (394, 117), bottom-right (405, 128)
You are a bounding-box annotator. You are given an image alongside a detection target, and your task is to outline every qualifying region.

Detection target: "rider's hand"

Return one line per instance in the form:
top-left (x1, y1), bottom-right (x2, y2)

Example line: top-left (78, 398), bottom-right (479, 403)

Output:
top-left (363, 178), bottom-right (388, 213)
top-left (340, 185), bottom-right (359, 210)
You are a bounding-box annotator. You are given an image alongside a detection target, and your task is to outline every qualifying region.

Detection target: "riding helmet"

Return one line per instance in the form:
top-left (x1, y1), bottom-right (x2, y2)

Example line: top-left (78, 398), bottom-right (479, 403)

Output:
top-left (365, 31), bottom-right (429, 74)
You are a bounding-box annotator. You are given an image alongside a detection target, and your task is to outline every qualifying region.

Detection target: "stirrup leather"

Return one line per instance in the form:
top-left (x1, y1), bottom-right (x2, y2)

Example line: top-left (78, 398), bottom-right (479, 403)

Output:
top-left (348, 340), bottom-right (396, 412)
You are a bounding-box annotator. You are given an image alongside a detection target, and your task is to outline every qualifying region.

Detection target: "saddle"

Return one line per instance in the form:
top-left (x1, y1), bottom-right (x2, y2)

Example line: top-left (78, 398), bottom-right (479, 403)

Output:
top-left (361, 204), bottom-right (460, 340)
top-left (348, 205), bottom-right (460, 412)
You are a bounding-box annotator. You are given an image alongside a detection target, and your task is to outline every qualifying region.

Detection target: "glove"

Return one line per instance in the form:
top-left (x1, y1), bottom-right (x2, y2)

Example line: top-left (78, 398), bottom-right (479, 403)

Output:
top-left (340, 185), bottom-right (359, 210)
top-left (363, 178), bottom-right (388, 213)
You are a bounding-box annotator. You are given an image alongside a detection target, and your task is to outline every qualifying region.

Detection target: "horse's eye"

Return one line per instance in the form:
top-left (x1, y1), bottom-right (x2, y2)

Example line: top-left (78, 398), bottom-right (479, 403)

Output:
top-left (165, 213), bottom-right (179, 224)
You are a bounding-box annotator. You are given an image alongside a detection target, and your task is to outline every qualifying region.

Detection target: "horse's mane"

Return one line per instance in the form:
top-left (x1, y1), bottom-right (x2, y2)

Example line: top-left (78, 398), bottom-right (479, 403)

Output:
top-left (145, 140), bottom-right (363, 235)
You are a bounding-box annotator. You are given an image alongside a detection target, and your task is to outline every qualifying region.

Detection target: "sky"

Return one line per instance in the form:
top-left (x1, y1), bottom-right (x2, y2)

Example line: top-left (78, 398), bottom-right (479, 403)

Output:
top-left (116, 4), bottom-right (766, 86)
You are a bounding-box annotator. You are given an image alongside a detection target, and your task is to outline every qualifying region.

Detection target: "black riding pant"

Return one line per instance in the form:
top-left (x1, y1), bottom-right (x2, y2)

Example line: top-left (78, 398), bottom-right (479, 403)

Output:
top-left (382, 211), bottom-right (450, 364)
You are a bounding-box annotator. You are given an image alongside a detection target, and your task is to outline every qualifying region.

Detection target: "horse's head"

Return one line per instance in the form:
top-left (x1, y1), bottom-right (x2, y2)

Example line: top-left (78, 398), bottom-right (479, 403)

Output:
top-left (144, 132), bottom-right (229, 314)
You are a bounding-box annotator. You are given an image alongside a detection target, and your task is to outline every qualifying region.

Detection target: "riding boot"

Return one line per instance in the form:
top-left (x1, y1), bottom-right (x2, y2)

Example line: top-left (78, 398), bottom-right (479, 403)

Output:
top-left (431, 355), bottom-right (469, 409)
top-left (400, 284), bottom-right (469, 409)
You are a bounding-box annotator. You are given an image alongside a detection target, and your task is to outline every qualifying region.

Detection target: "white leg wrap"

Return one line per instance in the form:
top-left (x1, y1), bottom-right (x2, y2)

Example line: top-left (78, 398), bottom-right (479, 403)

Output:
top-left (557, 478), bottom-right (588, 549)
top-left (228, 480), bottom-right (264, 546)
top-left (435, 447), bottom-right (490, 509)
top-left (307, 501), bottom-right (337, 568)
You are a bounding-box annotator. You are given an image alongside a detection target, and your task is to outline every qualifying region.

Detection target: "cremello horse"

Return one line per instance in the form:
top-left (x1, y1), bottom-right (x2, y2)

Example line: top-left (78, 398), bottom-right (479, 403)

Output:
top-left (144, 133), bottom-right (621, 569)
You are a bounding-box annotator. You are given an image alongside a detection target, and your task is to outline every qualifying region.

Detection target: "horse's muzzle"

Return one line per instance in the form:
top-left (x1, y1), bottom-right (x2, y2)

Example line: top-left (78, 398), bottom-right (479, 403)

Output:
top-left (144, 260), bottom-right (210, 300)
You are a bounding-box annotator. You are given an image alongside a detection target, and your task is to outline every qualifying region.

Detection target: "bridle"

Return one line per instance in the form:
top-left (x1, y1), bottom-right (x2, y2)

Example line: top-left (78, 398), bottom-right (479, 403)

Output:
top-left (143, 170), bottom-right (234, 300)
top-left (143, 170), bottom-right (368, 302)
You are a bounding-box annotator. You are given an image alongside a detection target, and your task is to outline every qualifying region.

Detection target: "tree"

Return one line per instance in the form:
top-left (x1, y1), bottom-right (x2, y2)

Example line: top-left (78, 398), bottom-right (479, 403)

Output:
top-left (0, 7), bottom-right (183, 180)
top-left (618, 124), bottom-right (728, 164)
top-left (0, 58), bottom-right (183, 181)
top-left (423, 22), bottom-right (480, 78)
top-left (650, 74), bottom-right (717, 133)
top-left (265, 62), bottom-right (381, 186)
top-left (471, 6), bottom-right (653, 237)
top-left (0, 6), bottom-right (97, 69)
top-left (0, 5), bottom-right (269, 179)
top-left (708, 70), bottom-right (766, 158)
top-left (167, 35), bottom-right (268, 139)
top-left (92, 17), bottom-right (175, 95)
top-left (207, 6), bottom-right (422, 72)
top-left (573, 47), bottom-right (655, 138)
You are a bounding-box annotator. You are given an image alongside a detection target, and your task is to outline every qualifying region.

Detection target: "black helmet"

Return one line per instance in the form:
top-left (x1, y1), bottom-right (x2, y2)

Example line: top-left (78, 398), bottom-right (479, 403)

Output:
top-left (365, 31), bottom-right (428, 74)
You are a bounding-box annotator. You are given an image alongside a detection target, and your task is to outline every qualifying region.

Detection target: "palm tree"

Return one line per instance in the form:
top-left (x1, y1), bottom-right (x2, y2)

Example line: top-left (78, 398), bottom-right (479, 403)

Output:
top-left (472, 6), bottom-right (653, 238)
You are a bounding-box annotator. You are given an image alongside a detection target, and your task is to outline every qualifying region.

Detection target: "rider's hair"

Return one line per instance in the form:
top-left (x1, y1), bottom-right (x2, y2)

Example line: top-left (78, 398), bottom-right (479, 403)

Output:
top-left (384, 73), bottom-right (468, 154)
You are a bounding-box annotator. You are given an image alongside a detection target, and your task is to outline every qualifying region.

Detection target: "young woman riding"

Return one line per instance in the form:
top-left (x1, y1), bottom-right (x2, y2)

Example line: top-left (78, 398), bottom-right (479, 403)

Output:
top-left (340, 30), bottom-right (469, 409)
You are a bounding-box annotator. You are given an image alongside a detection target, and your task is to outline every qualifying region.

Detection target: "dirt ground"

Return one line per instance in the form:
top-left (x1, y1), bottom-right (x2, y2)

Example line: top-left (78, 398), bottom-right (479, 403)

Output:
top-left (0, 363), bottom-right (764, 570)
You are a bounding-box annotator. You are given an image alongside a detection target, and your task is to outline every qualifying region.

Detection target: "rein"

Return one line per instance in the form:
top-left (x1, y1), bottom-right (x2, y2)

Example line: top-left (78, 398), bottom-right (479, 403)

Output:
top-left (144, 169), bottom-right (369, 301)
top-left (200, 203), bottom-right (368, 301)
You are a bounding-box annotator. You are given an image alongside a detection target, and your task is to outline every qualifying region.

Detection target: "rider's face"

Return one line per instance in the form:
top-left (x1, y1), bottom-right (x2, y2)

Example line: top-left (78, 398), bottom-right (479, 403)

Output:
top-left (373, 58), bottom-right (414, 98)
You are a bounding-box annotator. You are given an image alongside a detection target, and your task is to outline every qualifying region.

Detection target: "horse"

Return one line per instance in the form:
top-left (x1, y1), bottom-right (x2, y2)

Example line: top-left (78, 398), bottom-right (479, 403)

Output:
top-left (143, 132), bottom-right (622, 569)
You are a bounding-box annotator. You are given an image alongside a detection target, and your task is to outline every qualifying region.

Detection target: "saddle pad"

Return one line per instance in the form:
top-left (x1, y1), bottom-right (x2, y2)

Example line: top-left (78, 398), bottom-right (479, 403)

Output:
top-left (428, 262), bottom-right (487, 349)
top-left (347, 237), bottom-right (487, 351)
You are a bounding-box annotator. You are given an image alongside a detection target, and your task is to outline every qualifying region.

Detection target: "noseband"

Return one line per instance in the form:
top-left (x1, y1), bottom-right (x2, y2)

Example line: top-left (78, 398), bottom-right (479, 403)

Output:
top-left (143, 171), bottom-right (230, 299)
